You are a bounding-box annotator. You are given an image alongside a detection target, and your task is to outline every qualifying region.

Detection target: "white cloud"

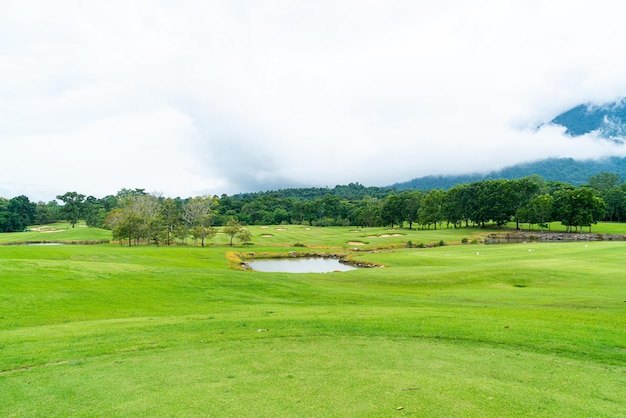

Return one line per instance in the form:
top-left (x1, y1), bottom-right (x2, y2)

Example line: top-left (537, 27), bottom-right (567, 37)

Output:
top-left (2, 0), bottom-right (626, 201)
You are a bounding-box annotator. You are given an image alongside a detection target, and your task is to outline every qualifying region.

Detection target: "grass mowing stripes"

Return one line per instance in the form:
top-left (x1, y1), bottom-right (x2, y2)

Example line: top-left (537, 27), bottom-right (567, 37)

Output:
top-left (1, 226), bottom-right (625, 416)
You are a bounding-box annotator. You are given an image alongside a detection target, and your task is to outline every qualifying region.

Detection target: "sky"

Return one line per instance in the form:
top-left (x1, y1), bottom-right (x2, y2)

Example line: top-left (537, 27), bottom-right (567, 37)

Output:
top-left (2, 0), bottom-right (626, 202)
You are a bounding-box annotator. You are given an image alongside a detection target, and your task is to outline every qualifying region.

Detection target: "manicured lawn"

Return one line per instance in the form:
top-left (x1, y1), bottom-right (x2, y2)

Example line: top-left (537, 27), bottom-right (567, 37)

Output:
top-left (0, 221), bottom-right (111, 244)
top-left (1, 226), bottom-right (625, 416)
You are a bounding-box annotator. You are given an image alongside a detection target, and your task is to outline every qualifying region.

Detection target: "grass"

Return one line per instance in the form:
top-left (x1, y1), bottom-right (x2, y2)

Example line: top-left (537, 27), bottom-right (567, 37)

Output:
top-left (1, 224), bottom-right (625, 416)
top-left (0, 221), bottom-right (111, 244)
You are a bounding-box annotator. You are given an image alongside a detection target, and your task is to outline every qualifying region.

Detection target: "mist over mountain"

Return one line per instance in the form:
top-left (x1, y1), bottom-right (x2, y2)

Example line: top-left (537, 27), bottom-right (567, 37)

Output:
top-left (550, 98), bottom-right (626, 142)
top-left (392, 157), bottom-right (626, 191)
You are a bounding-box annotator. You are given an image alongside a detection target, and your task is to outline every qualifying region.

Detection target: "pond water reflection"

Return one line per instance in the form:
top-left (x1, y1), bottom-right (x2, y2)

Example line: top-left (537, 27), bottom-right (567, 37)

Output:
top-left (247, 257), bottom-right (356, 273)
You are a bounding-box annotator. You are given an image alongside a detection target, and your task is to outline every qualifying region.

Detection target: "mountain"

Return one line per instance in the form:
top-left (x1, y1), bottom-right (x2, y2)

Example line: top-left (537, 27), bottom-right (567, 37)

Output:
top-left (392, 157), bottom-right (626, 191)
top-left (550, 98), bottom-right (626, 142)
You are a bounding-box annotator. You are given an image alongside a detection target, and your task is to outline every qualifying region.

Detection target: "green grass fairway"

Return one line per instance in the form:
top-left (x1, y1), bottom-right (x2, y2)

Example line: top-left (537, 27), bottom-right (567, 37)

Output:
top-left (1, 227), bottom-right (625, 416)
top-left (0, 221), bottom-right (111, 244)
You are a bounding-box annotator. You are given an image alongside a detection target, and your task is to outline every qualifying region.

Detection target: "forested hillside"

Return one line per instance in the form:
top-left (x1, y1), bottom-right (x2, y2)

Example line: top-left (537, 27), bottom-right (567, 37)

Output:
top-left (393, 157), bottom-right (626, 191)
top-left (550, 99), bottom-right (626, 140)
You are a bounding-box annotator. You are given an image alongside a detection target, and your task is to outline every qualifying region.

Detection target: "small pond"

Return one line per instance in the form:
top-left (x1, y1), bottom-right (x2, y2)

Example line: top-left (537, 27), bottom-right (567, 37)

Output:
top-left (247, 257), bottom-right (357, 273)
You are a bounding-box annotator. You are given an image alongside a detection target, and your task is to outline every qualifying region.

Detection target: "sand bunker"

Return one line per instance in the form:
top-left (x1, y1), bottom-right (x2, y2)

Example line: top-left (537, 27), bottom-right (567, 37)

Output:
top-left (261, 234), bottom-right (273, 238)
top-left (347, 241), bottom-right (365, 245)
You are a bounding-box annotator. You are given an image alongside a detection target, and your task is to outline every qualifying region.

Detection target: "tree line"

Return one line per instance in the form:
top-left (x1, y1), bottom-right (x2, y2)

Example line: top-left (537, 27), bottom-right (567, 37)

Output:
top-left (2, 174), bottom-right (625, 241)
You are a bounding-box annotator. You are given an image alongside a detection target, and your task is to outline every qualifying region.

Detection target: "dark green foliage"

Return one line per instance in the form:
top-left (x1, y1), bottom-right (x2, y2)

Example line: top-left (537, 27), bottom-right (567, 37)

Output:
top-left (0, 195), bottom-right (36, 232)
top-left (56, 192), bottom-right (86, 228)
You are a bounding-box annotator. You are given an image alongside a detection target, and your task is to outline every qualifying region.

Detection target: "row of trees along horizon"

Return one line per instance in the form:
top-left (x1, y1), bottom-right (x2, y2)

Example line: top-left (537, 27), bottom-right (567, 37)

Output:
top-left (1, 173), bottom-right (624, 245)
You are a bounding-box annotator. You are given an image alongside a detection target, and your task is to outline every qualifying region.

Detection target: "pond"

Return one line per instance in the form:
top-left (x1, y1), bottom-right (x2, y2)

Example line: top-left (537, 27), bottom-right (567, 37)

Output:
top-left (247, 257), bottom-right (357, 273)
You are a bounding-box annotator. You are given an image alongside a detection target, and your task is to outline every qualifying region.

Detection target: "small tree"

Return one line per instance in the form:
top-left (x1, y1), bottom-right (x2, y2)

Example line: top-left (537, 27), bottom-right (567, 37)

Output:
top-left (237, 228), bottom-right (252, 245)
top-left (223, 217), bottom-right (243, 246)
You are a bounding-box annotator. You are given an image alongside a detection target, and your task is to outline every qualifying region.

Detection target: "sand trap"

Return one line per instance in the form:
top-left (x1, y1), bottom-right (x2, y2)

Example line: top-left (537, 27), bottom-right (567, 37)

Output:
top-left (380, 234), bottom-right (391, 238)
top-left (392, 234), bottom-right (403, 237)
top-left (260, 226), bottom-right (269, 229)
top-left (276, 228), bottom-right (287, 231)
top-left (347, 241), bottom-right (365, 245)
top-left (261, 234), bottom-right (273, 238)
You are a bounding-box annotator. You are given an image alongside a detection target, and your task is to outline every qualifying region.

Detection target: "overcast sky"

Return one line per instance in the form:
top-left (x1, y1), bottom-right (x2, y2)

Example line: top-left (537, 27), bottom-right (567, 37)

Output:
top-left (2, 1), bottom-right (626, 201)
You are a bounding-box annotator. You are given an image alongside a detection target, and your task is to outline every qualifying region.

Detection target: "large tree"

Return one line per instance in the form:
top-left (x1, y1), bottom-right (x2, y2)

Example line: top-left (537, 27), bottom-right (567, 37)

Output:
top-left (56, 192), bottom-right (86, 228)
top-left (418, 189), bottom-right (444, 229)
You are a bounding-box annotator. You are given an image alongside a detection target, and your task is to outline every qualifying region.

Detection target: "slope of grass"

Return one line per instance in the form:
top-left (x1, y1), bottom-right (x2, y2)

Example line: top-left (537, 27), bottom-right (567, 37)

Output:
top-left (1, 227), bottom-right (625, 416)
top-left (0, 221), bottom-right (111, 244)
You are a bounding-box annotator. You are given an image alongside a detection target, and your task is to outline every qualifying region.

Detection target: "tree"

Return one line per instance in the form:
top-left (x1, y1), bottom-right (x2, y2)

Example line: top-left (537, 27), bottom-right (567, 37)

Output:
top-left (35, 201), bottom-right (61, 225)
top-left (381, 194), bottom-right (403, 228)
top-left (184, 196), bottom-right (216, 246)
top-left (510, 178), bottom-right (540, 229)
top-left (418, 189), bottom-right (444, 229)
top-left (83, 196), bottom-right (107, 228)
top-left (518, 194), bottom-right (553, 231)
top-left (7, 195), bottom-right (36, 231)
top-left (223, 217), bottom-right (243, 246)
top-left (105, 208), bottom-right (142, 246)
top-left (56, 192), bottom-right (86, 228)
top-left (0, 198), bottom-right (11, 232)
top-left (588, 172), bottom-right (622, 193)
top-left (441, 185), bottom-right (465, 228)
top-left (159, 198), bottom-right (182, 246)
top-left (553, 187), bottom-right (606, 232)
top-left (400, 191), bottom-right (422, 230)
top-left (237, 228), bottom-right (252, 245)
